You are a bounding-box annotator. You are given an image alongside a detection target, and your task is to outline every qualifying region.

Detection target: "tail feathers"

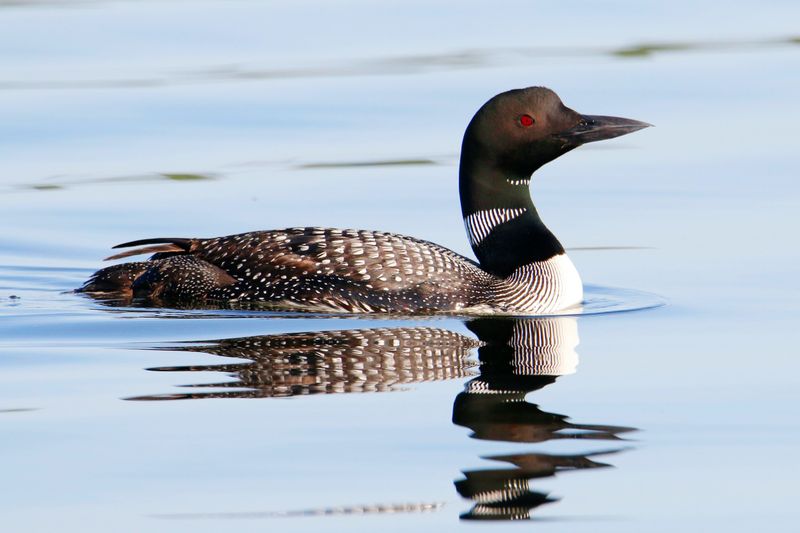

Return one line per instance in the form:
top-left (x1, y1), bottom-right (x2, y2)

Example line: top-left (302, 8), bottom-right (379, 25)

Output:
top-left (105, 237), bottom-right (195, 261)
top-left (112, 237), bottom-right (194, 250)
top-left (105, 244), bottom-right (186, 261)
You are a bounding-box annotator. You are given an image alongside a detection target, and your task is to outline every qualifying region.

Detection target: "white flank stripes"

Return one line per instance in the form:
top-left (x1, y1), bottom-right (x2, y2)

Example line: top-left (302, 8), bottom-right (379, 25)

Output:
top-left (463, 208), bottom-right (526, 246)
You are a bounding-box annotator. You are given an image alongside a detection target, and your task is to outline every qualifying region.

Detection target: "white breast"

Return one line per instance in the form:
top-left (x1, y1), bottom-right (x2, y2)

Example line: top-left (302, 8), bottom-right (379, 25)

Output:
top-left (474, 253), bottom-right (583, 315)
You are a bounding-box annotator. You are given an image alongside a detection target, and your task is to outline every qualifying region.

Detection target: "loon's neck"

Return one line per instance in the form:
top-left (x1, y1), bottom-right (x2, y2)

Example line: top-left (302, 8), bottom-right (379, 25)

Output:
top-left (459, 144), bottom-right (565, 278)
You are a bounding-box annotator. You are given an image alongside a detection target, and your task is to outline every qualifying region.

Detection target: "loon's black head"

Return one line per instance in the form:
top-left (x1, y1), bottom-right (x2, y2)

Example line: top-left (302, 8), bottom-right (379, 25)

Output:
top-left (458, 87), bottom-right (650, 277)
top-left (461, 86), bottom-right (650, 177)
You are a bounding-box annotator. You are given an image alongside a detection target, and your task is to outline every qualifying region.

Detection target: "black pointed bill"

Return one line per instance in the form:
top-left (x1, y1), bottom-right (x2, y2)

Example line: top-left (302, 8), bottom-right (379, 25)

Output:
top-left (555, 115), bottom-right (652, 145)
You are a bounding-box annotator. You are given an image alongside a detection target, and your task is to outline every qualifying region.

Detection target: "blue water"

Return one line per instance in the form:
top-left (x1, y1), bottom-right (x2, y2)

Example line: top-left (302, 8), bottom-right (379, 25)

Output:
top-left (1, 1), bottom-right (799, 531)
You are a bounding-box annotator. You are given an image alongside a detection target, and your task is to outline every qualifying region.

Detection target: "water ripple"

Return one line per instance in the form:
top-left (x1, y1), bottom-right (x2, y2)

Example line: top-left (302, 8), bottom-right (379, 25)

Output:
top-left (0, 37), bottom-right (796, 91)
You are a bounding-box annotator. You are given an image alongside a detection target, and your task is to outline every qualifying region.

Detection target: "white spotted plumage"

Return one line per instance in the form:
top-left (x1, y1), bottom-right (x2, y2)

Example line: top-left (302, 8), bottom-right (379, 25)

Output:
top-left (196, 227), bottom-right (495, 313)
top-left (86, 226), bottom-right (584, 315)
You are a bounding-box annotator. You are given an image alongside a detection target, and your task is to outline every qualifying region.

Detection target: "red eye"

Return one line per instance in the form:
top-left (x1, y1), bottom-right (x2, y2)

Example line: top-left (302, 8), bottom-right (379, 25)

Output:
top-left (519, 114), bottom-right (535, 127)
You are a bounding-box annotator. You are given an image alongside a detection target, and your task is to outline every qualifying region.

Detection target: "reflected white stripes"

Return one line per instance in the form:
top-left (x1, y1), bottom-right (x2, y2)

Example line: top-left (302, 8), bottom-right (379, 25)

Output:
top-left (508, 318), bottom-right (579, 375)
top-left (464, 317), bottom-right (579, 394)
top-left (464, 208), bottom-right (526, 246)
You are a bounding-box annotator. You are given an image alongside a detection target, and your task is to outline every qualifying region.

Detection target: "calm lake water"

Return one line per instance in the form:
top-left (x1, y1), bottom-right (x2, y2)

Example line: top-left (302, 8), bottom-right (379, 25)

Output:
top-left (1, 1), bottom-right (799, 531)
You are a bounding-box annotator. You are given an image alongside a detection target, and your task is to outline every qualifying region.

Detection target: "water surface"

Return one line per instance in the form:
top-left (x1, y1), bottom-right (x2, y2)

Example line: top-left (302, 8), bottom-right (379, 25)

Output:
top-left (1, 1), bottom-right (799, 532)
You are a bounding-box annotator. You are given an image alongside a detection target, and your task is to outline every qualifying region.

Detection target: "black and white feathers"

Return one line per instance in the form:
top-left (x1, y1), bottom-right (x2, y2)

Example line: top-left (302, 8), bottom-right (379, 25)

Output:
top-left (80, 86), bottom-right (650, 314)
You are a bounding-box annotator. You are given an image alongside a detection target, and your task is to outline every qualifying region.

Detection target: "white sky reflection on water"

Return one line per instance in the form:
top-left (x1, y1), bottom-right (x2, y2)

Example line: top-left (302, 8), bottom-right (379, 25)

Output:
top-left (0, 1), bottom-right (799, 532)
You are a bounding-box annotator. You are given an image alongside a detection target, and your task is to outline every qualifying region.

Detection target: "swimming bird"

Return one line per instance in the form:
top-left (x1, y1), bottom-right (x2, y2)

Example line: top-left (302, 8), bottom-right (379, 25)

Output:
top-left (79, 87), bottom-right (649, 314)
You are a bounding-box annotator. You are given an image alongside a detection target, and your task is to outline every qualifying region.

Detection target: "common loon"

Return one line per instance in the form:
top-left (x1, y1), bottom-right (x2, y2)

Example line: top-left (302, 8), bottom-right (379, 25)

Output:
top-left (80, 87), bottom-right (649, 314)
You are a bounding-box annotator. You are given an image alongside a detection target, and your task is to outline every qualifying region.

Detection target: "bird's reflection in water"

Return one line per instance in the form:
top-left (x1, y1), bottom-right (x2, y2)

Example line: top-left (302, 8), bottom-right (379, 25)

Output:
top-left (453, 318), bottom-right (635, 520)
top-left (131, 327), bottom-right (480, 400)
top-left (131, 317), bottom-right (636, 522)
